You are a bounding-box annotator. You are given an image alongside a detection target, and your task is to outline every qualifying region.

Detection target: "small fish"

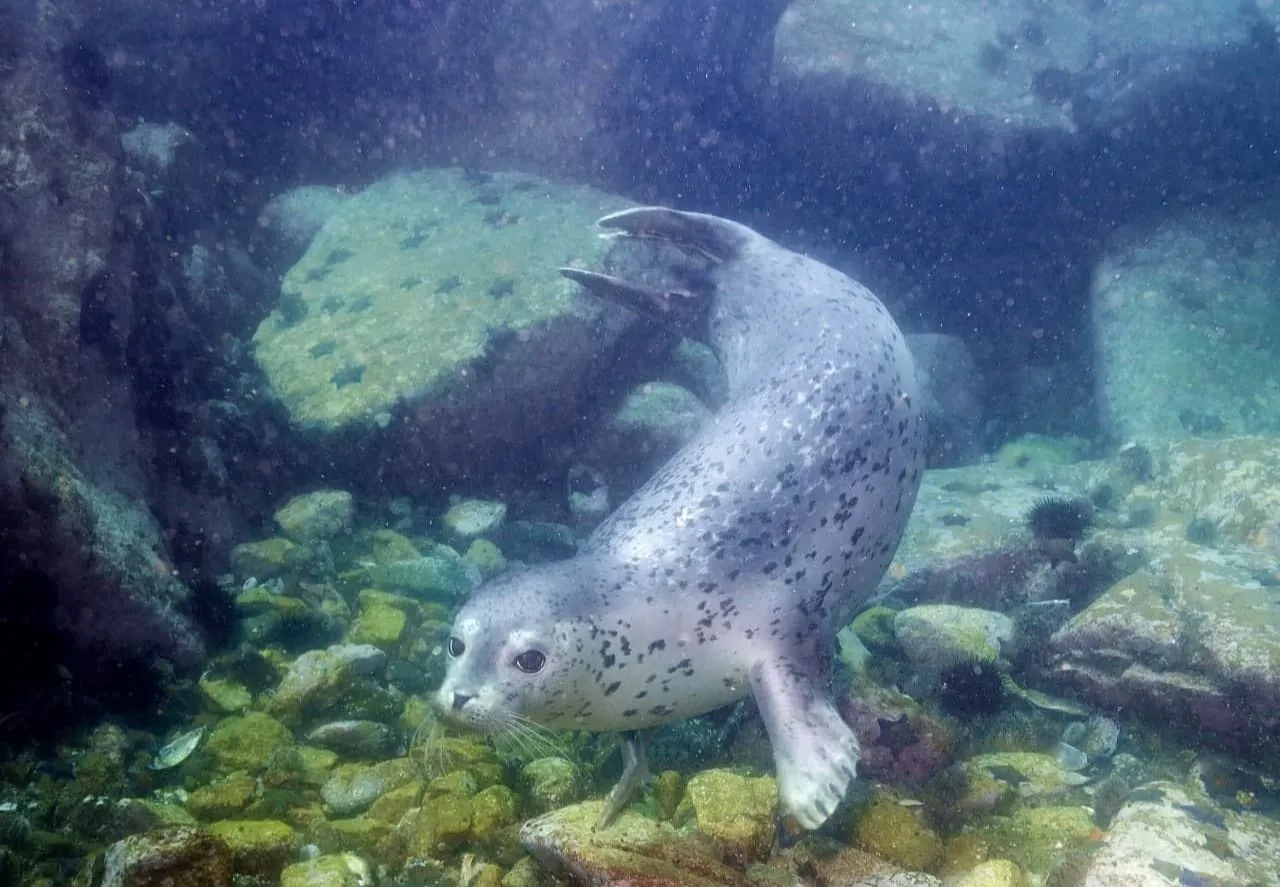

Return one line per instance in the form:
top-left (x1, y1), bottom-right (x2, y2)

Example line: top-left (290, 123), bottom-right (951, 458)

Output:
top-left (149, 726), bottom-right (206, 770)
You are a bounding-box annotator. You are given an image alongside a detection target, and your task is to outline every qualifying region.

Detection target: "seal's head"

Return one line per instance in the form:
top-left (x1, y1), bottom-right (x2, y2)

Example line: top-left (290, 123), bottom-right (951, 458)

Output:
top-left (435, 561), bottom-right (590, 734)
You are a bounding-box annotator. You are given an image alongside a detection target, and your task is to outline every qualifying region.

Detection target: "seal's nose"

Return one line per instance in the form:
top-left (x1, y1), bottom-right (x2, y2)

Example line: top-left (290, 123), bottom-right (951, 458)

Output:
top-left (451, 693), bottom-right (473, 711)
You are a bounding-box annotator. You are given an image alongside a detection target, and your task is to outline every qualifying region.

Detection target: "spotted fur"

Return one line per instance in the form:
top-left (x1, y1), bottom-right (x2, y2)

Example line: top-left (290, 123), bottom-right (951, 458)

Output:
top-left (437, 208), bottom-right (926, 829)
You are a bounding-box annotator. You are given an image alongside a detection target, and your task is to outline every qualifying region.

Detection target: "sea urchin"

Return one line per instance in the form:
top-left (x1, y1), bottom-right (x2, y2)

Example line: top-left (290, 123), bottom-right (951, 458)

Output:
top-left (1025, 497), bottom-right (1092, 543)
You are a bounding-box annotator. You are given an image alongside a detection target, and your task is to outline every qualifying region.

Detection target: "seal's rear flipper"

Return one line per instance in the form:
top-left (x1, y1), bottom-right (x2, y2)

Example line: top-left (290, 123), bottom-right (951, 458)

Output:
top-left (750, 656), bottom-right (861, 830)
top-left (595, 206), bottom-right (749, 262)
top-left (559, 268), bottom-right (705, 331)
top-left (595, 730), bottom-right (650, 830)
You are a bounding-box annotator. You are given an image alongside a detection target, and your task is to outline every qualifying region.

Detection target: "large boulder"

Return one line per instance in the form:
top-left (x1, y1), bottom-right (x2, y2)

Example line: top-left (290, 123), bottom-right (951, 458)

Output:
top-left (250, 168), bottom-right (643, 494)
top-left (1092, 198), bottom-right (1280, 443)
top-left (1043, 437), bottom-right (1280, 758)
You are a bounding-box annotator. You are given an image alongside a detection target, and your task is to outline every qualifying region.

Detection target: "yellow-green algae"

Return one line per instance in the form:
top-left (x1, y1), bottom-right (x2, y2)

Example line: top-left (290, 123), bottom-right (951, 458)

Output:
top-left (253, 169), bottom-right (631, 430)
top-left (205, 712), bottom-right (294, 773)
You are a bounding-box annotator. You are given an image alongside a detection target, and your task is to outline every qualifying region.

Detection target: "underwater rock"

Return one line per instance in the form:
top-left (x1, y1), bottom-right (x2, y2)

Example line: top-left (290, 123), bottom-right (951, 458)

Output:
top-left (205, 712), bottom-right (294, 773)
top-left (594, 381), bottom-right (713, 493)
top-left (520, 800), bottom-right (745, 887)
top-left (279, 852), bottom-right (374, 887)
top-left (855, 795), bottom-right (944, 873)
top-left (955, 859), bottom-right (1029, 887)
top-left (100, 826), bottom-right (233, 887)
top-left (493, 521), bottom-right (579, 563)
top-left (1094, 204), bottom-right (1280, 441)
top-left (320, 764), bottom-right (386, 816)
top-left (230, 537), bottom-right (311, 580)
top-left (305, 720), bottom-right (394, 759)
top-left (463, 539), bottom-right (507, 578)
top-left (363, 547), bottom-right (482, 599)
top-left (894, 605), bottom-right (1013, 672)
top-left (345, 599), bottom-right (408, 652)
top-left (206, 819), bottom-right (299, 880)
top-left (683, 769), bottom-right (778, 866)
top-left (251, 169), bottom-right (641, 496)
top-left (442, 499), bottom-right (509, 541)
top-left (521, 757), bottom-right (582, 813)
top-left (1044, 465), bottom-right (1280, 759)
top-left (186, 773), bottom-right (258, 820)
top-left (907, 333), bottom-right (984, 468)
top-left (274, 490), bottom-right (355, 544)
top-left (252, 186), bottom-right (351, 278)
top-left (469, 784), bottom-right (518, 842)
top-left (198, 676), bottom-right (253, 715)
top-left (267, 643), bottom-right (387, 726)
top-left (964, 752), bottom-right (1089, 799)
top-left (1079, 780), bottom-right (1280, 885)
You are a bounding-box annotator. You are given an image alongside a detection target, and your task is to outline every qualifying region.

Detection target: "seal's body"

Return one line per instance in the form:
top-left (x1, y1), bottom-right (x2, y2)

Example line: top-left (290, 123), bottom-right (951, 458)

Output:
top-left (437, 208), bottom-right (926, 829)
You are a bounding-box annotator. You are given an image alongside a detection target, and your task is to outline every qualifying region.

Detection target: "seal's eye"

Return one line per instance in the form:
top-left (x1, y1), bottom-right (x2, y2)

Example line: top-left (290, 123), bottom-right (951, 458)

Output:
top-left (447, 637), bottom-right (465, 658)
top-left (514, 650), bottom-right (546, 674)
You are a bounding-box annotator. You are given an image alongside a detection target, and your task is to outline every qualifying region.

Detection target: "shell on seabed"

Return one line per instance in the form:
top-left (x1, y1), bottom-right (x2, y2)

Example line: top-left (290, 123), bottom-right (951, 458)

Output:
top-left (147, 725), bottom-right (206, 770)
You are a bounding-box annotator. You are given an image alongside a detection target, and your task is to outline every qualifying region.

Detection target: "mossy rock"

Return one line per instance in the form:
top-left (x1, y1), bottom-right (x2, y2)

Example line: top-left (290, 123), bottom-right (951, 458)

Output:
top-left (205, 712), bottom-right (294, 773)
top-left (369, 529), bottom-right (420, 564)
top-left (972, 806), bottom-right (1096, 876)
top-left (849, 605), bottom-right (900, 656)
top-left (199, 675), bottom-right (253, 714)
top-left (443, 499), bottom-right (508, 540)
top-left (100, 826), bottom-right (233, 887)
top-left (368, 781), bottom-right (425, 824)
top-left (470, 785), bottom-right (518, 843)
top-left (682, 769), bottom-right (778, 865)
top-left (280, 853), bottom-right (371, 887)
top-left (855, 795), bottom-right (943, 872)
top-left (230, 537), bottom-right (311, 579)
top-left (251, 168), bottom-right (635, 477)
top-left (206, 818), bottom-right (298, 879)
top-left (464, 539), bottom-right (507, 578)
top-left (345, 602), bottom-right (407, 650)
top-left (955, 859), bottom-right (1030, 887)
top-left (995, 434), bottom-right (1088, 470)
top-left (186, 772), bottom-right (259, 820)
top-left (310, 816), bottom-right (395, 860)
top-left (521, 757), bottom-right (582, 813)
top-left (408, 790), bottom-right (473, 855)
top-left (274, 490), bottom-right (354, 543)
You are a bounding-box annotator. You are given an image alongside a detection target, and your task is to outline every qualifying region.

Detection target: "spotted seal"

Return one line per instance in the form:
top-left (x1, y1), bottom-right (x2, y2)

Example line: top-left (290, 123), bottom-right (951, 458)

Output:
top-left (436, 207), bottom-right (925, 830)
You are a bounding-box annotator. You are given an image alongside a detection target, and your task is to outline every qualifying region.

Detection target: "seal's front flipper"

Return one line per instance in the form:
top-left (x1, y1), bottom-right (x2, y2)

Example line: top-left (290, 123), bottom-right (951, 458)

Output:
top-left (595, 730), bottom-right (650, 830)
top-left (595, 207), bottom-right (750, 262)
top-left (750, 656), bottom-right (860, 830)
top-left (560, 268), bottom-right (705, 331)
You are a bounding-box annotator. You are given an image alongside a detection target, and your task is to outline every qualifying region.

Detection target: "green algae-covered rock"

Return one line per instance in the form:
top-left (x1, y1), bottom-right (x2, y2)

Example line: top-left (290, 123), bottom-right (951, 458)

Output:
top-left (893, 604), bottom-right (1012, 671)
top-left (229, 537), bottom-right (310, 579)
top-left (280, 853), bottom-right (372, 887)
top-left (100, 826), bottom-right (232, 887)
top-left (320, 763), bottom-right (386, 816)
top-left (443, 499), bottom-right (508, 540)
top-left (683, 769), bottom-right (778, 865)
top-left (470, 785), bottom-right (518, 842)
top-left (408, 789), bottom-right (473, 855)
top-left (368, 780), bottom-right (425, 824)
top-left (186, 772), bottom-right (258, 820)
top-left (364, 545), bottom-right (481, 599)
top-left (266, 643), bottom-right (387, 725)
top-left (965, 753), bottom-right (1089, 798)
top-left (205, 712), bottom-right (294, 773)
top-left (611, 381), bottom-right (711, 448)
top-left (521, 757), bottom-right (581, 813)
top-left (971, 806), bottom-right (1096, 878)
top-left (520, 800), bottom-right (742, 887)
top-left (464, 538), bottom-right (507, 578)
top-left (850, 605), bottom-right (901, 656)
top-left (251, 169), bottom-right (636, 491)
top-left (199, 675), bottom-right (253, 714)
top-left (310, 817), bottom-right (394, 862)
top-left (955, 859), bottom-right (1030, 887)
top-left (855, 795), bottom-right (943, 872)
top-left (274, 490), bottom-right (354, 543)
top-left (345, 601), bottom-right (406, 650)
top-left (206, 819), bottom-right (298, 879)
top-left (369, 529), bottom-right (420, 564)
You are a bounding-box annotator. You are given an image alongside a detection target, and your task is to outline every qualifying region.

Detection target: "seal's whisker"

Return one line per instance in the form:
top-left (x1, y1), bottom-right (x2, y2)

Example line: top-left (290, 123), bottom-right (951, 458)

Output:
top-left (495, 714), bottom-right (565, 762)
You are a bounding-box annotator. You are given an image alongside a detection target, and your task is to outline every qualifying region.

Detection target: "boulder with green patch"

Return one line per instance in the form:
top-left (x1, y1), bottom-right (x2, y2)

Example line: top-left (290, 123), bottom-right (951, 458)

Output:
top-left (251, 168), bottom-right (638, 493)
